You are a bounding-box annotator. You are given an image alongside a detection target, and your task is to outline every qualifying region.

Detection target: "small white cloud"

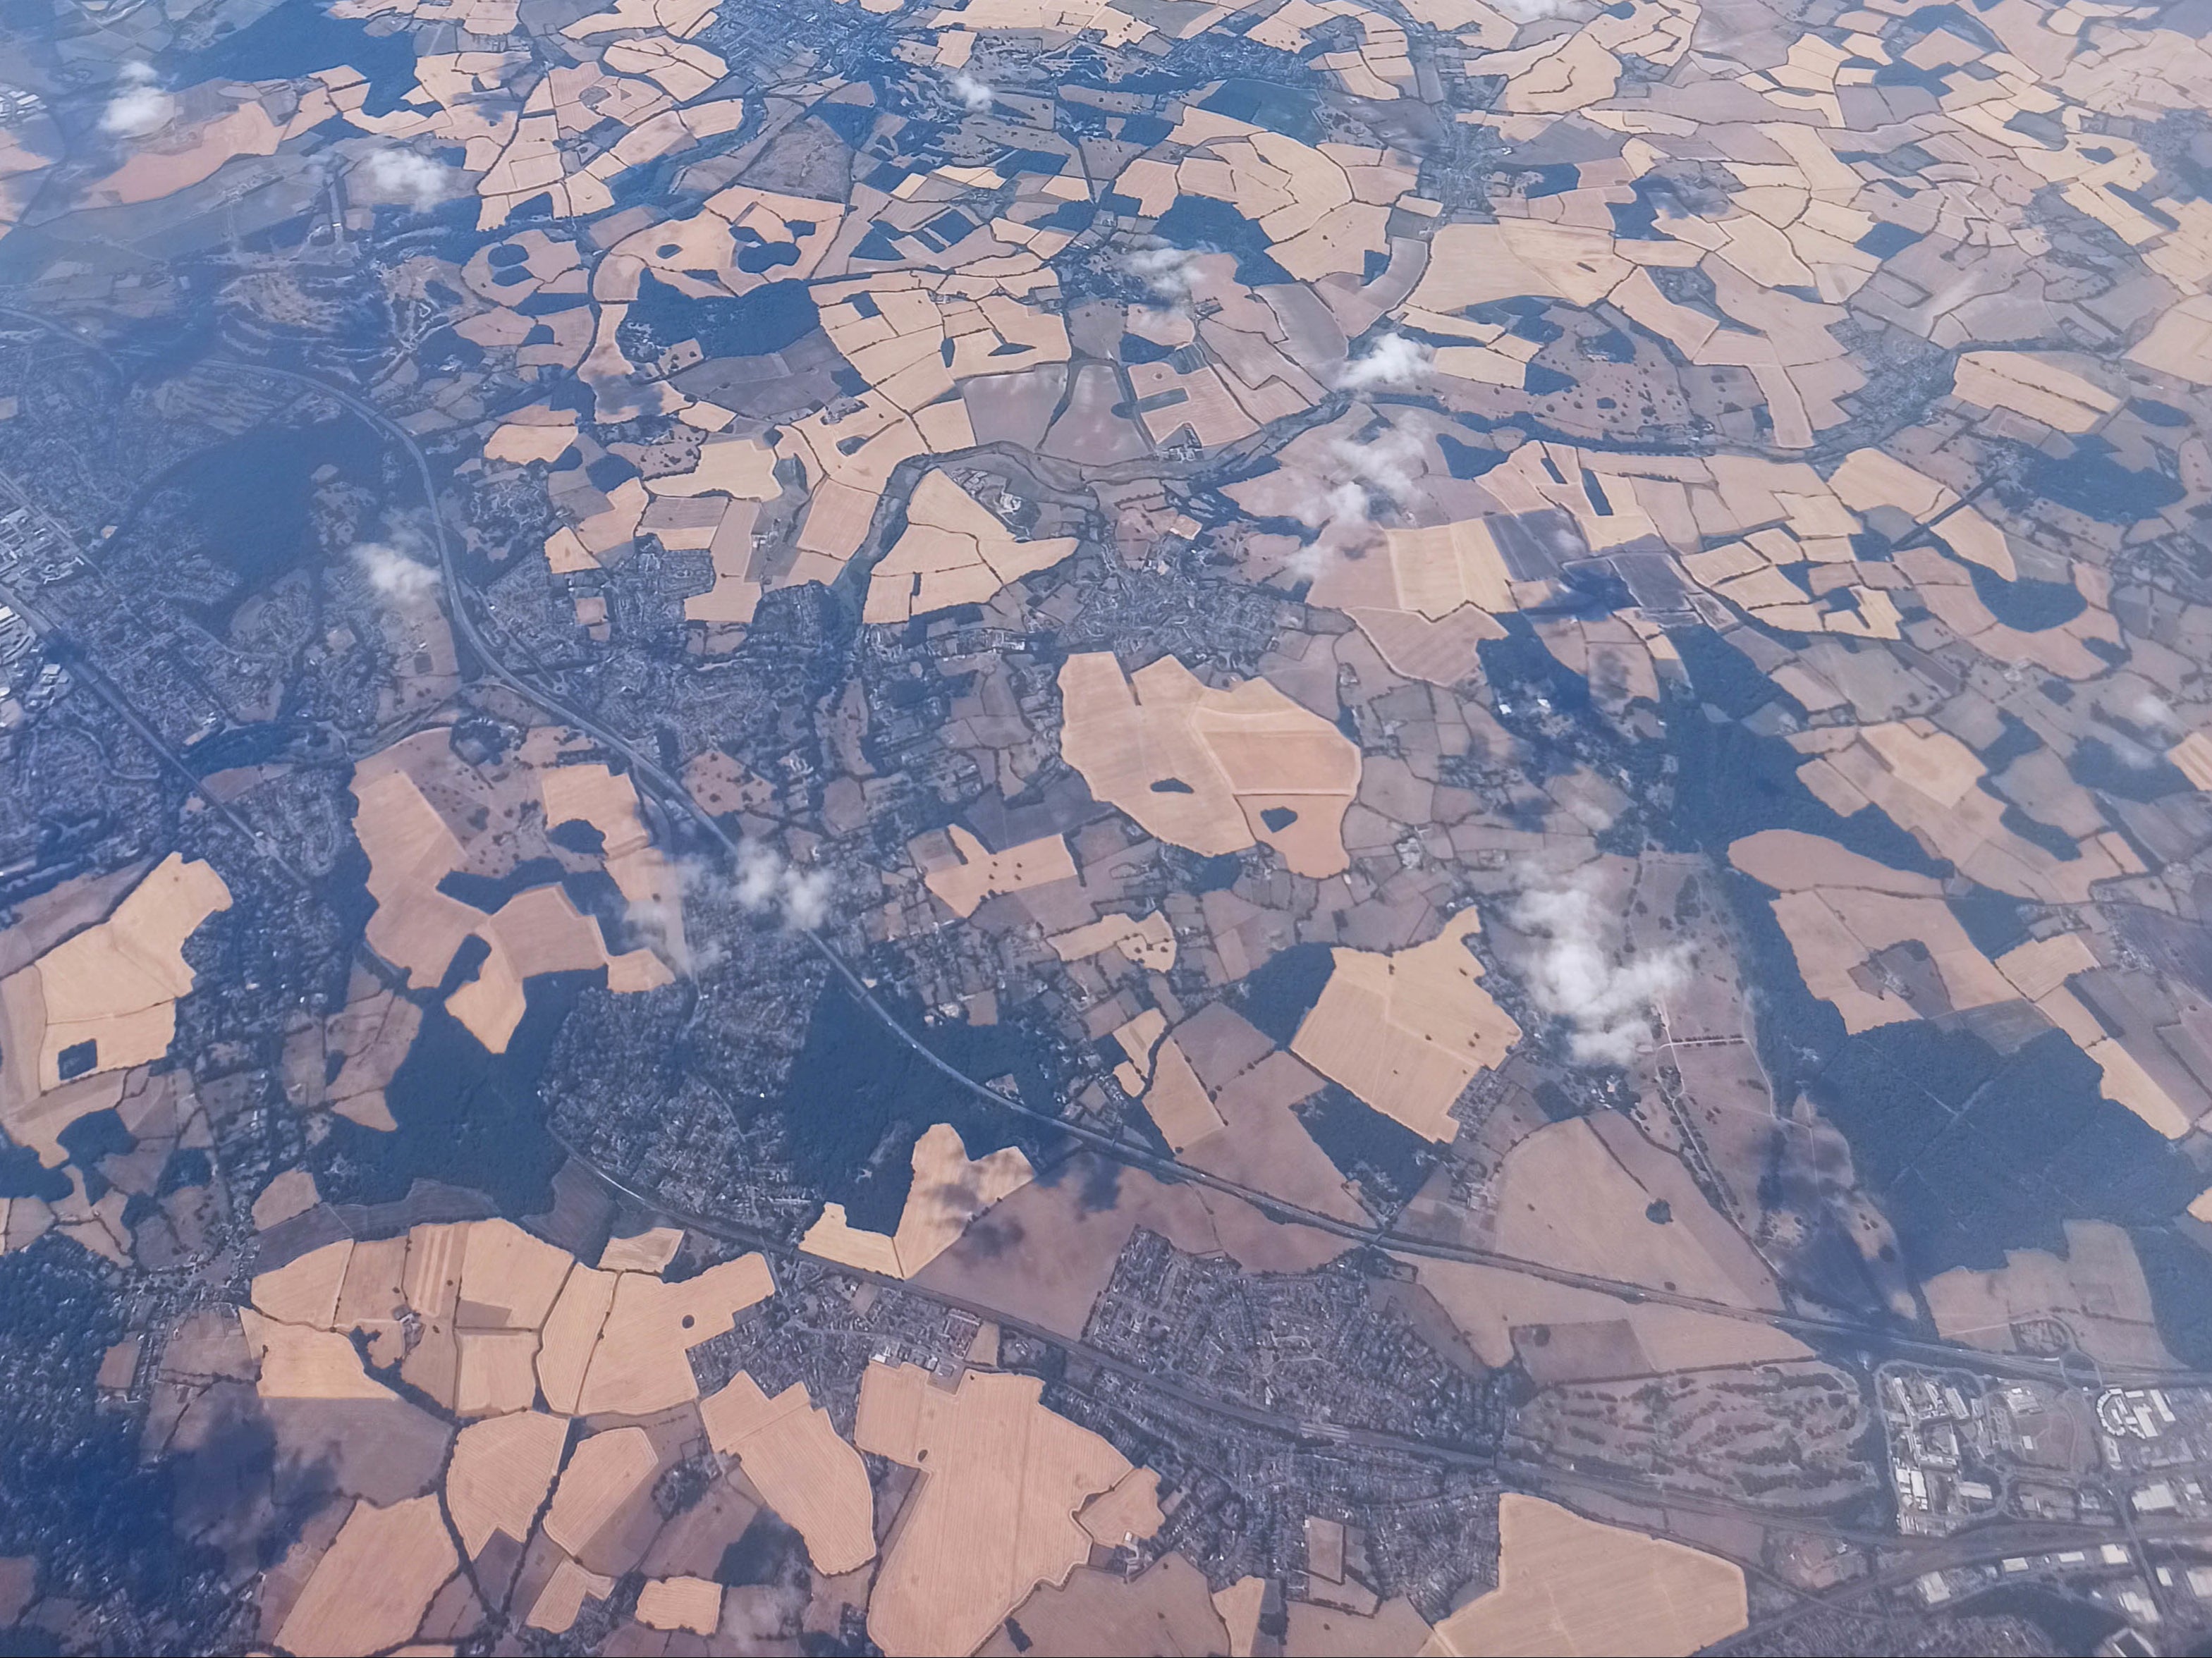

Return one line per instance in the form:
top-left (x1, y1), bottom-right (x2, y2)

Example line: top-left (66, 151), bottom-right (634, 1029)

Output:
top-left (355, 147), bottom-right (456, 212)
top-left (781, 864), bottom-right (836, 931)
top-left (101, 64), bottom-right (173, 138)
top-left (1491, 0), bottom-right (1589, 20)
top-left (947, 69), bottom-right (995, 111)
top-left (1336, 332), bottom-right (1434, 392)
top-left (1510, 878), bottom-right (1690, 1066)
top-left (352, 540), bottom-right (440, 605)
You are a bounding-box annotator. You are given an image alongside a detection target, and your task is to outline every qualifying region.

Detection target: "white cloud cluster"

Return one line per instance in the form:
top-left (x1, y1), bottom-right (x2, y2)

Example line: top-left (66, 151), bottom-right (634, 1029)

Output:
top-left (101, 63), bottom-right (174, 138)
top-left (1336, 332), bottom-right (1433, 391)
top-left (356, 147), bottom-right (456, 212)
top-left (1331, 429), bottom-right (1423, 501)
top-left (352, 540), bottom-right (441, 605)
top-left (1120, 243), bottom-right (1203, 305)
top-left (733, 840), bottom-right (836, 931)
top-left (947, 70), bottom-right (996, 111)
top-left (1509, 879), bottom-right (1689, 1066)
top-left (1283, 429), bottom-right (1425, 580)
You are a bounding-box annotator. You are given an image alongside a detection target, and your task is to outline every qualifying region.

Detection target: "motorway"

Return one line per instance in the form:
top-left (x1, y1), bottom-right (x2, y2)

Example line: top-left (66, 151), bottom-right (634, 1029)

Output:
top-left (8, 309), bottom-right (2212, 1394)
top-left (113, 343), bottom-right (2212, 1399)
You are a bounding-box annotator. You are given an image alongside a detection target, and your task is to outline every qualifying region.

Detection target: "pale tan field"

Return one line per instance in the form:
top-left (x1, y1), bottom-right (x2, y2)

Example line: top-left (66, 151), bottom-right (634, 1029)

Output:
top-left (538, 760), bottom-right (689, 966)
top-left (921, 825), bottom-right (1079, 920)
top-left (635, 1575), bottom-right (723, 1634)
top-left (448, 883), bottom-right (668, 1053)
top-left (1291, 911), bottom-right (1521, 1141)
top-left (1953, 351), bottom-right (2118, 434)
top-left (238, 1311), bottom-right (396, 1401)
top-left (1726, 830), bottom-right (1943, 896)
top-left (574, 1253), bottom-right (774, 1416)
top-left (598, 1227), bottom-right (685, 1273)
top-left (349, 767), bottom-right (482, 988)
top-left (1413, 1115), bottom-right (1808, 1377)
top-left (1767, 884), bottom-right (2012, 1033)
top-left (1077, 1467), bottom-right (1165, 1548)
top-left (251, 1169), bottom-right (320, 1232)
top-left (1136, 1036), bottom-right (1228, 1153)
top-left (1422, 1495), bottom-right (1747, 1656)
top-left (1924, 1220), bottom-right (2175, 1368)
top-left (979, 1554), bottom-right (1228, 1656)
top-left (277, 1494), bottom-right (458, 1658)
top-left (865, 469), bottom-right (1078, 624)
top-left (802, 1123), bottom-right (1033, 1279)
top-left (857, 1362), bottom-right (1132, 1657)
top-left (460, 1218), bottom-right (577, 1330)
top-left (1214, 1576), bottom-right (1266, 1658)
top-left (700, 1373), bottom-right (876, 1575)
top-left (536, 1264), bottom-right (618, 1415)
top-left (1048, 909), bottom-right (1178, 971)
top-left (1058, 652), bottom-right (1360, 877)
top-left (16, 852), bottom-right (229, 1093)
top-left (456, 1328), bottom-right (543, 1416)
top-left (544, 1425), bottom-right (659, 1554)
top-left (446, 1408), bottom-right (570, 1556)
top-left (527, 1558), bottom-right (618, 1634)
top-left (334, 1236), bottom-right (410, 1365)
top-left (255, 1239), bottom-right (354, 1327)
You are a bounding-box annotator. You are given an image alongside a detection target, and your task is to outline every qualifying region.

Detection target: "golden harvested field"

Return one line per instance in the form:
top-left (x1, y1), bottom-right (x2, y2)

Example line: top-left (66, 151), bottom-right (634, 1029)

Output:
top-left (250, 1169), bottom-right (319, 1232)
top-left (254, 1239), bottom-right (353, 1327)
top-left (16, 852), bottom-right (229, 1093)
top-left (544, 1425), bottom-right (659, 1554)
top-left (458, 1218), bottom-right (577, 1330)
top-left (1767, 884), bottom-right (2012, 1033)
top-left (1135, 1036), bottom-right (1227, 1153)
top-left (1048, 909), bottom-right (1178, 972)
top-left (527, 1558), bottom-right (618, 1634)
top-left (635, 1575), bottom-right (723, 1633)
top-left (1725, 830), bottom-right (1943, 897)
top-left (921, 825), bottom-right (1079, 920)
top-left (536, 1263), bottom-right (618, 1415)
top-left (1421, 1494), bottom-right (1747, 1657)
top-left (802, 1122), bottom-right (1032, 1279)
top-left (448, 883), bottom-right (667, 1052)
top-left (446, 1408), bottom-right (570, 1556)
top-left (456, 1328), bottom-right (543, 1416)
top-left (276, 1494), bottom-right (458, 1658)
top-left (699, 1372), bottom-right (876, 1575)
top-left (238, 1311), bottom-right (396, 1401)
top-left (348, 766), bottom-right (482, 987)
top-left (573, 1252), bottom-right (774, 1415)
top-left (856, 1362), bottom-right (1133, 1657)
top-left (1290, 911), bottom-right (1520, 1141)
top-left (539, 760), bottom-right (690, 966)
top-left (1058, 652), bottom-right (1359, 878)
top-left (1214, 1576), bottom-right (1266, 1657)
